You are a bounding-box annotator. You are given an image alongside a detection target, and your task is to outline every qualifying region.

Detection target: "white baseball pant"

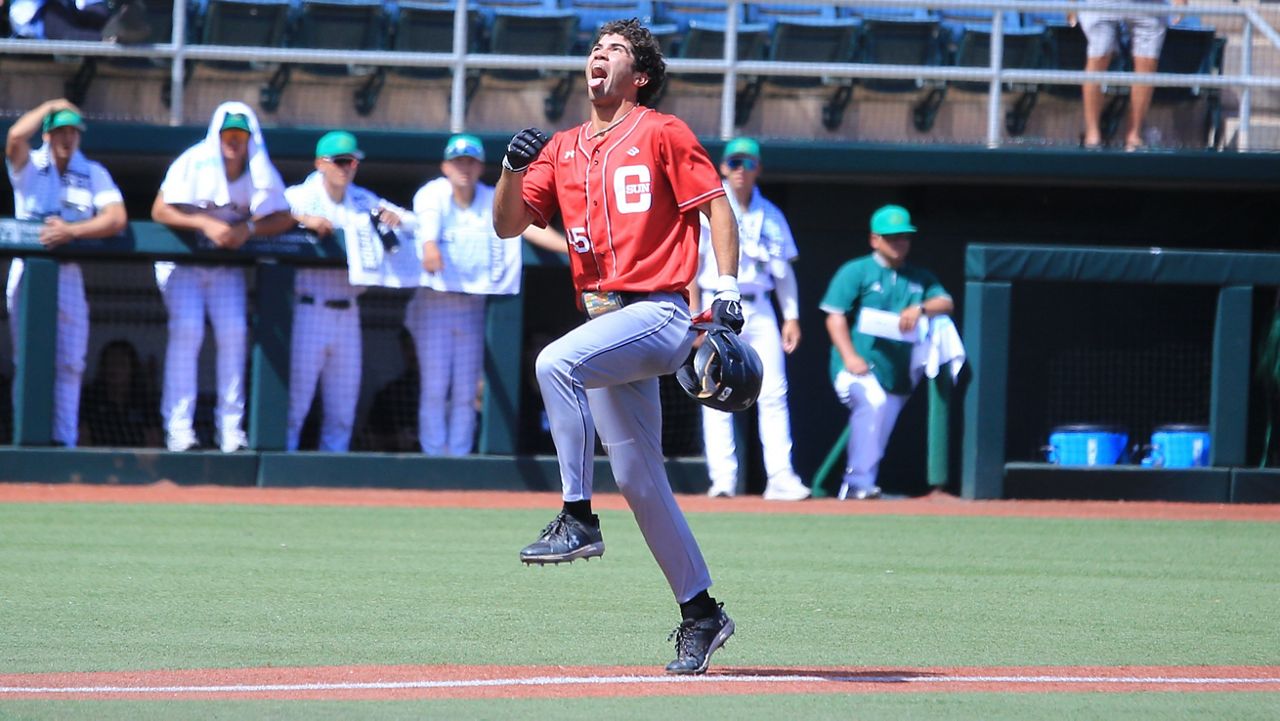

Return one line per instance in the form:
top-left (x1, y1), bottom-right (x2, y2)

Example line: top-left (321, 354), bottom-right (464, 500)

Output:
top-left (6, 259), bottom-right (88, 446)
top-left (700, 293), bottom-right (797, 494)
top-left (405, 289), bottom-right (486, 456)
top-left (156, 264), bottom-right (247, 452)
top-left (287, 297), bottom-right (361, 452)
top-left (535, 292), bottom-right (712, 603)
top-left (834, 369), bottom-right (910, 495)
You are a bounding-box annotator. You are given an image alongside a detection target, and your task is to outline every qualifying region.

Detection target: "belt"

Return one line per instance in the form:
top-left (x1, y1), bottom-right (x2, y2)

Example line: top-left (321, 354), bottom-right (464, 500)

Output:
top-left (581, 290), bottom-right (652, 319)
top-left (298, 295), bottom-right (353, 310)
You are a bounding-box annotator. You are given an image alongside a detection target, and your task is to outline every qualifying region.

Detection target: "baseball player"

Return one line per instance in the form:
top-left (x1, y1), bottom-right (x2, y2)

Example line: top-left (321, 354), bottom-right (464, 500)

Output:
top-left (691, 137), bottom-right (809, 501)
top-left (493, 18), bottom-right (743, 675)
top-left (285, 130), bottom-right (415, 453)
top-left (820, 204), bottom-right (953, 499)
top-left (407, 133), bottom-right (564, 456)
top-left (150, 102), bottom-right (294, 452)
top-left (5, 99), bottom-right (127, 447)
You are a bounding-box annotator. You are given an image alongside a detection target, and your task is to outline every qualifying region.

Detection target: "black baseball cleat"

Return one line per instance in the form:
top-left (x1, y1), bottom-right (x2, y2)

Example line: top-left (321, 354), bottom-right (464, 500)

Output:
top-left (665, 603), bottom-right (735, 675)
top-left (519, 511), bottom-right (605, 565)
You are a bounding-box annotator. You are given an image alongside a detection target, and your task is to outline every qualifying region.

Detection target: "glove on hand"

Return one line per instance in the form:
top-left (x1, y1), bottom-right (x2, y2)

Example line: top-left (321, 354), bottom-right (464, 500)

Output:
top-left (710, 297), bottom-right (744, 335)
top-left (503, 127), bottom-right (549, 173)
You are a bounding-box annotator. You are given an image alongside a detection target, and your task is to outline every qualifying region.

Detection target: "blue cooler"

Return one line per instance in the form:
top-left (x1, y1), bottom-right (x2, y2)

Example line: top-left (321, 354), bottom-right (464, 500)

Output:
top-left (1144, 424), bottom-right (1211, 468)
top-left (1046, 424), bottom-right (1129, 466)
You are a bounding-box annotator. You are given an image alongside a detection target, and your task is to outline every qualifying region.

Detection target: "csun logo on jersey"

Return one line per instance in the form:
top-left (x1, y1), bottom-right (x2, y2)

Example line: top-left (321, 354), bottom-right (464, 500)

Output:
top-left (614, 165), bottom-right (651, 214)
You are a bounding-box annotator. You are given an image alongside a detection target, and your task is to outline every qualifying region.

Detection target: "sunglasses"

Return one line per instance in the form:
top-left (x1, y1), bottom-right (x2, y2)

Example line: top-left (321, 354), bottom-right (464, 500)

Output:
top-left (726, 157), bottom-right (758, 171)
top-left (326, 156), bottom-right (358, 168)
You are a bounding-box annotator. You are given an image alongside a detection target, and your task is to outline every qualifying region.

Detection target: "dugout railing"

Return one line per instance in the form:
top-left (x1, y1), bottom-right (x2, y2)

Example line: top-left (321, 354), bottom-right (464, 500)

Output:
top-left (2, 0), bottom-right (1279, 149)
top-left (0, 219), bottom-right (719, 490)
top-left (963, 243), bottom-right (1280, 503)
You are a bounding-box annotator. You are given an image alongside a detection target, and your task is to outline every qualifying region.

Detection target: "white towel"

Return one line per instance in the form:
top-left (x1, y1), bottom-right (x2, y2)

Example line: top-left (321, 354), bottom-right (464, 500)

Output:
top-left (912, 314), bottom-right (966, 382)
top-left (160, 102), bottom-right (286, 217)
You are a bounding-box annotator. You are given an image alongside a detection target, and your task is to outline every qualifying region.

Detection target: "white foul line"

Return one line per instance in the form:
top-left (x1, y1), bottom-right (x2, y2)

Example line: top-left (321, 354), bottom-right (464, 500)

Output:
top-left (3, 673), bottom-right (1280, 695)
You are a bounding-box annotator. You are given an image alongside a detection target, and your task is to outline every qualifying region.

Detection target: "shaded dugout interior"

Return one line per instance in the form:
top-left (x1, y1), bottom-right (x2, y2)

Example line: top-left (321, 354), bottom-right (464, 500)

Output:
top-left (1, 136), bottom-right (1278, 496)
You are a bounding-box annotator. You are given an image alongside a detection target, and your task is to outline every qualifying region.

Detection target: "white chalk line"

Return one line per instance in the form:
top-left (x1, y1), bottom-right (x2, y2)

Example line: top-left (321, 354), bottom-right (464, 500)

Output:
top-left (4, 673), bottom-right (1280, 695)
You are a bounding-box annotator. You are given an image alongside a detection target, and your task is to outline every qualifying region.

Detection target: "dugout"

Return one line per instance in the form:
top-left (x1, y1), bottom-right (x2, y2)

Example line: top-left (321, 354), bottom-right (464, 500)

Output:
top-left (2, 127), bottom-right (1280, 501)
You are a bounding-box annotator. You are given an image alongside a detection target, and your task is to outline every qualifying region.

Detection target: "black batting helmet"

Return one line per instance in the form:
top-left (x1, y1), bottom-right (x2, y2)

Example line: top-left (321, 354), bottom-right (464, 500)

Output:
top-left (676, 323), bottom-right (763, 413)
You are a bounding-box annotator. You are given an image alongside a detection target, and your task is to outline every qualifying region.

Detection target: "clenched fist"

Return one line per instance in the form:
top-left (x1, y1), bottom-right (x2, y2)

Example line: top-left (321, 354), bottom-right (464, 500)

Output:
top-left (503, 127), bottom-right (549, 173)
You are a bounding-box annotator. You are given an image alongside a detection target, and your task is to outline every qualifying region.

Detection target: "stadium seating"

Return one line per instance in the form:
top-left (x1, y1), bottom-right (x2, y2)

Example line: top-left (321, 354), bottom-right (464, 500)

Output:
top-left (561, 0), bottom-right (655, 50)
top-left (1153, 24), bottom-right (1227, 147)
top-left (745, 3), bottom-right (835, 28)
top-left (661, 19), bottom-right (768, 121)
top-left (757, 17), bottom-right (860, 129)
top-left (256, 0), bottom-right (387, 113)
top-left (485, 8), bottom-right (580, 120)
top-left (654, 1), bottom-right (744, 32)
top-left (949, 22), bottom-right (1047, 135)
top-left (195, 0), bottom-right (291, 70)
top-left (850, 13), bottom-right (948, 131)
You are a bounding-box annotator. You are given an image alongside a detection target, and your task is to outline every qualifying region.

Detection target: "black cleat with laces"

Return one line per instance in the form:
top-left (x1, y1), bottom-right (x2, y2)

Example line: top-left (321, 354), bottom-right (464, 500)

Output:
top-left (519, 511), bottom-right (605, 565)
top-left (665, 603), bottom-right (735, 675)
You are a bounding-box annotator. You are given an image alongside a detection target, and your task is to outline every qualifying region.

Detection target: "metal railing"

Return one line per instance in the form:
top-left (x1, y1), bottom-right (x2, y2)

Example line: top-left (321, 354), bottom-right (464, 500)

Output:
top-left (1, 0), bottom-right (1278, 148)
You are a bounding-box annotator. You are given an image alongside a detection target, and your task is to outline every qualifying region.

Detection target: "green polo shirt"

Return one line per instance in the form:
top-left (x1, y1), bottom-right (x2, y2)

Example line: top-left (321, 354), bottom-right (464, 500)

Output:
top-left (819, 253), bottom-right (949, 394)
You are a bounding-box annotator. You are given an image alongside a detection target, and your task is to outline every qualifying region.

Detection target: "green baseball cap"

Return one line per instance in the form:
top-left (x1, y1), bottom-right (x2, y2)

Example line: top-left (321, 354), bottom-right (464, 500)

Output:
top-left (443, 133), bottom-right (485, 162)
top-left (721, 136), bottom-right (759, 162)
top-left (870, 204), bottom-right (917, 236)
top-left (220, 112), bottom-right (252, 133)
top-left (315, 130), bottom-right (365, 159)
top-left (43, 109), bottom-right (86, 133)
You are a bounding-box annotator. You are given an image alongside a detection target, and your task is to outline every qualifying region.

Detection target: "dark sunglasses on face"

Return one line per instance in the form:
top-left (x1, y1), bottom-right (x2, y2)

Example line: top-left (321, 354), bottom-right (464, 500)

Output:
top-left (327, 156), bottom-right (358, 168)
top-left (726, 157), bottom-right (757, 171)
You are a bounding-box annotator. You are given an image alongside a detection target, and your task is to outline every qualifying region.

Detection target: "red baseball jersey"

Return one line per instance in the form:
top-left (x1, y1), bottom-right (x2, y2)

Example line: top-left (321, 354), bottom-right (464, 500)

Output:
top-left (521, 108), bottom-right (725, 295)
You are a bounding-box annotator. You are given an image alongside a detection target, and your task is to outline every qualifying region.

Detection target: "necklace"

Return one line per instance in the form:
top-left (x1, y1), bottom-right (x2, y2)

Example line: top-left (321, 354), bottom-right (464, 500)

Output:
top-left (587, 108), bottom-right (634, 140)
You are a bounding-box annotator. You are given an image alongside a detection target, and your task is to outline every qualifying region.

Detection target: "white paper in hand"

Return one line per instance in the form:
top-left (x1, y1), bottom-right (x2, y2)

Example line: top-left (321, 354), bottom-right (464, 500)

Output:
top-left (857, 307), bottom-right (926, 343)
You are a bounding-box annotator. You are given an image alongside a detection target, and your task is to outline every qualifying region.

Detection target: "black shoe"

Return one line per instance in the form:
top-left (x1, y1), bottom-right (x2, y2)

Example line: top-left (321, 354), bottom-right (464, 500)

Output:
top-left (665, 603), bottom-right (735, 675)
top-left (519, 511), bottom-right (604, 565)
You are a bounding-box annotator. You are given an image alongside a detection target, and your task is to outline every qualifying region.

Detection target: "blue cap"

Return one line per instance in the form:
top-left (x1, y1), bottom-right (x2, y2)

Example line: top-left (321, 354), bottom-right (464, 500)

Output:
top-left (444, 134), bottom-right (485, 162)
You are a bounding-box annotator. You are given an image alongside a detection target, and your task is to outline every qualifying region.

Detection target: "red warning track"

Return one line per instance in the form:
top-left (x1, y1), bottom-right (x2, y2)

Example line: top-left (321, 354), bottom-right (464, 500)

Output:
top-left (1, 482), bottom-right (1278, 522)
top-left (1, 665), bottom-right (1279, 700)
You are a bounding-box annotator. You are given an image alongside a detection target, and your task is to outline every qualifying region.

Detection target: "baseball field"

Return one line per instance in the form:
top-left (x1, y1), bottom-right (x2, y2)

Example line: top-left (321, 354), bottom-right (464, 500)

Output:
top-left (1, 482), bottom-right (1277, 720)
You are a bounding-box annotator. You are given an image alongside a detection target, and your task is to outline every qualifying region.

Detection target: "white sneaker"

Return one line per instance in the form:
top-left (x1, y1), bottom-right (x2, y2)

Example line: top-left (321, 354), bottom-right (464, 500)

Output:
top-left (763, 473), bottom-right (811, 501)
top-left (707, 482), bottom-right (736, 498)
top-left (840, 484), bottom-right (882, 501)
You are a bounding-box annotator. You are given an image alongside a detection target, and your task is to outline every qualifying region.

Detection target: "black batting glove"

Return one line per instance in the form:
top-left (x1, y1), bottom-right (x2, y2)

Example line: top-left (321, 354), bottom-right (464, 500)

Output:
top-left (503, 127), bottom-right (548, 173)
top-left (710, 297), bottom-right (745, 335)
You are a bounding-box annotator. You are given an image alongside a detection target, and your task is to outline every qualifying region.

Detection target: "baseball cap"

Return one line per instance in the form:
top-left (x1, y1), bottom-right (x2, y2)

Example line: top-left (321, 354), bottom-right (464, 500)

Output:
top-left (315, 130), bottom-right (365, 159)
top-left (220, 112), bottom-right (252, 133)
top-left (443, 133), bottom-right (485, 162)
top-left (721, 136), bottom-right (759, 162)
top-left (870, 204), bottom-right (917, 236)
top-left (43, 109), bottom-right (86, 133)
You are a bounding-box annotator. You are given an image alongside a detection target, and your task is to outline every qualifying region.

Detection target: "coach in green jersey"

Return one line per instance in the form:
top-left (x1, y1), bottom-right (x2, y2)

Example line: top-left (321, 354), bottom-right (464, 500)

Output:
top-left (819, 204), bottom-right (953, 499)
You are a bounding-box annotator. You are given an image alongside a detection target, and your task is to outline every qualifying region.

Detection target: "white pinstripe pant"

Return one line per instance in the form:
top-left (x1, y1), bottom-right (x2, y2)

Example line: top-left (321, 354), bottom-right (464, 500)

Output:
top-left (156, 263), bottom-right (247, 452)
top-left (287, 298), bottom-right (361, 452)
top-left (405, 289), bottom-right (486, 456)
top-left (6, 259), bottom-right (88, 447)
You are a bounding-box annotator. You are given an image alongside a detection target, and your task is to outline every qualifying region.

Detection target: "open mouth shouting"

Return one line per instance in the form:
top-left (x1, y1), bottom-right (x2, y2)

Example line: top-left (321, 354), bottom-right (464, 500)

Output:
top-left (588, 62), bottom-right (608, 92)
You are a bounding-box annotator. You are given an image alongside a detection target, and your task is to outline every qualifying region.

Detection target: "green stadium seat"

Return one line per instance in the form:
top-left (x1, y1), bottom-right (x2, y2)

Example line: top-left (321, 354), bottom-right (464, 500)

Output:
top-left (757, 17), bottom-right (860, 129)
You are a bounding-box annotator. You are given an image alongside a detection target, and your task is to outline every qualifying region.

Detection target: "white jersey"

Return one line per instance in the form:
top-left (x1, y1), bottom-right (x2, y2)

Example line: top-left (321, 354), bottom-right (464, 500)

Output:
top-left (285, 173), bottom-right (403, 301)
top-left (697, 183), bottom-right (797, 296)
top-left (413, 177), bottom-right (522, 295)
top-left (7, 146), bottom-right (123, 222)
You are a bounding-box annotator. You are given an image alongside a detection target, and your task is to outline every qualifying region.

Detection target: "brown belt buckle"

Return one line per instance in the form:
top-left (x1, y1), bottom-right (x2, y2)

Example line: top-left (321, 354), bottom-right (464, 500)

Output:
top-left (582, 291), bottom-right (625, 319)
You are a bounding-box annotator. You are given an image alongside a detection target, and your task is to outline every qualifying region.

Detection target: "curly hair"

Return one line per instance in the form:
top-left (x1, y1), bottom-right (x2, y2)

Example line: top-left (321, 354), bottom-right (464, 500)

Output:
top-left (597, 18), bottom-right (666, 107)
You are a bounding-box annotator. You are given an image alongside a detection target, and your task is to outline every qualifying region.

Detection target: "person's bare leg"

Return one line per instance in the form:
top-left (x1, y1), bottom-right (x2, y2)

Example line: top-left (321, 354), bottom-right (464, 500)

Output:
top-left (1082, 55), bottom-right (1112, 147)
top-left (1126, 56), bottom-right (1158, 149)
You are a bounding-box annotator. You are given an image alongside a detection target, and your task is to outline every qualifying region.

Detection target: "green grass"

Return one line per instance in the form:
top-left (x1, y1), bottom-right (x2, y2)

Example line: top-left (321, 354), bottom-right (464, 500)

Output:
top-left (2, 693), bottom-right (1280, 721)
top-left (0, 501), bottom-right (1277, 718)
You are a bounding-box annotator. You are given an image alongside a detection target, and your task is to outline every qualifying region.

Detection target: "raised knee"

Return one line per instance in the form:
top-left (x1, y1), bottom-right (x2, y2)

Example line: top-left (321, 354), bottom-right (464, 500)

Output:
top-left (534, 347), bottom-right (569, 387)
